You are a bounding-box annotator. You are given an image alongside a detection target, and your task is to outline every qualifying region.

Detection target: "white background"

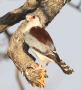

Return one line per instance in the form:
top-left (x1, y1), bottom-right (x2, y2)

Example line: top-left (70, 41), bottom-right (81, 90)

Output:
top-left (0, 0), bottom-right (81, 90)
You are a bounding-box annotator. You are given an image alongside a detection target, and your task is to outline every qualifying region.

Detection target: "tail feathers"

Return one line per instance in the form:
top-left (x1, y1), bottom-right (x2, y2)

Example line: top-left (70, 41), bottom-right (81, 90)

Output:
top-left (47, 51), bottom-right (74, 75)
top-left (57, 59), bottom-right (74, 75)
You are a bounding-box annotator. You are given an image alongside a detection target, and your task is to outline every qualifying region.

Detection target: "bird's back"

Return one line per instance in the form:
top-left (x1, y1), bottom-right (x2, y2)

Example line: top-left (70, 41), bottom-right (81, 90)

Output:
top-left (24, 26), bottom-right (56, 53)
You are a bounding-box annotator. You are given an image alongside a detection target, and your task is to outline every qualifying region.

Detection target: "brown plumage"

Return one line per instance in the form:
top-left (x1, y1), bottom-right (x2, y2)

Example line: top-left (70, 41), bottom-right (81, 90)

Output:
top-left (23, 15), bottom-right (74, 74)
top-left (30, 27), bottom-right (55, 50)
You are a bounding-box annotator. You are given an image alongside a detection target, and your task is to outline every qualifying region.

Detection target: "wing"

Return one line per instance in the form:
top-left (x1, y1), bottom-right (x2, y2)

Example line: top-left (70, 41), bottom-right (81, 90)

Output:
top-left (24, 27), bottom-right (74, 74)
top-left (24, 26), bottom-right (56, 55)
top-left (29, 26), bottom-right (56, 51)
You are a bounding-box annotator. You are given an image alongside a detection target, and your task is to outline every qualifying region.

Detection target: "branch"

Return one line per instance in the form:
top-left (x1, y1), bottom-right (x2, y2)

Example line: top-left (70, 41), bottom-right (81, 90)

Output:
top-left (0, 53), bottom-right (9, 60)
top-left (0, 0), bottom-right (38, 33)
top-left (16, 69), bottom-right (24, 90)
top-left (4, 0), bottom-right (71, 88)
top-left (5, 30), bottom-right (11, 41)
top-left (69, 2), bottom-right (81, 12)
top-left (0, 0), bottom-right (70, 33)
top-left (7, 21), bottom-right (47, 87)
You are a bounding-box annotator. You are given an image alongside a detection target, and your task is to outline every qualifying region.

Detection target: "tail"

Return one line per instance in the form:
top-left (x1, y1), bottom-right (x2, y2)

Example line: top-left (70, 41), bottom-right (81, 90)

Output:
top-left (46, 51), bottom-right (74, 75)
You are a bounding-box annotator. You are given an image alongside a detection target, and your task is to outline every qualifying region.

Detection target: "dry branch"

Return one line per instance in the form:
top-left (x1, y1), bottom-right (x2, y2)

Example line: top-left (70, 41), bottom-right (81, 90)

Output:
top-left (7, 21), bottom-right (47, 87)
top-left (0, 53), bottom-right (8, 60)
top-left (16, 69), bottom-right (24, 90)
top-left (0, 0), bottom-right (70, 33)
top-left (0, 0), bottom-right (71, 88)
top-left (0, 0), bottom-right (38, 33)
top-left (69, 2), bottom-right (81, 12)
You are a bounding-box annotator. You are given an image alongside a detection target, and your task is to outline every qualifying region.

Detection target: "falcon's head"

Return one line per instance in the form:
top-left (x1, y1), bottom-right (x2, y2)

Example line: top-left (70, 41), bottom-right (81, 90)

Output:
top-left (26, 14), bottom-right (42, 28)
top-left (26, 15), bottom-right (39, 22)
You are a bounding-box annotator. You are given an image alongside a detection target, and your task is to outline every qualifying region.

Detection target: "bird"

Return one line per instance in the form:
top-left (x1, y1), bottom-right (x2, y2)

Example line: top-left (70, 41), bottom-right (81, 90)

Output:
top-left (23, 14), bottom-right (74, 75)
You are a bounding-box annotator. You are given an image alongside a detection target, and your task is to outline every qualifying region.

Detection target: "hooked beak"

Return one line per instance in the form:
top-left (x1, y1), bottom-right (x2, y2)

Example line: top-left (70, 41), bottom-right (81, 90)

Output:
top-left (26, 16), bottom-right (34, 22)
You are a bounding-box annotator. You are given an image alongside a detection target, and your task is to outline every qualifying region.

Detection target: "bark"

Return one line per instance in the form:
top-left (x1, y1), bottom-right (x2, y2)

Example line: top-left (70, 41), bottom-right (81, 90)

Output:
top-left (0, 0), bottom-right (38, 33)
top-left (0, 0), bottom-right (71, 88)
top-left (7, 20), bottom-right (47, 87)
top-left (0, 0), bottom-right (70, 32)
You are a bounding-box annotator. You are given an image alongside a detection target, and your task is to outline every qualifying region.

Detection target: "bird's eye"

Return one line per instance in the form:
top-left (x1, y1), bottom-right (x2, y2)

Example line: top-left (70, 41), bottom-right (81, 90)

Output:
top-left (33, 16), bottom-right (35, 19)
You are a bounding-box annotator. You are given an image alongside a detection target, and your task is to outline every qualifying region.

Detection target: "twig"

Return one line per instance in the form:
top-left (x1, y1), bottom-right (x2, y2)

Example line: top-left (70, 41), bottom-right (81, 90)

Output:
top-left (68, 2), bottom-right (81, 12)
top-left (16, 69), bottom-right (24, 90)
top-left (0, 53), bottom-right (8, 60)
top-left (5, 30), bottom-right (11, 41)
